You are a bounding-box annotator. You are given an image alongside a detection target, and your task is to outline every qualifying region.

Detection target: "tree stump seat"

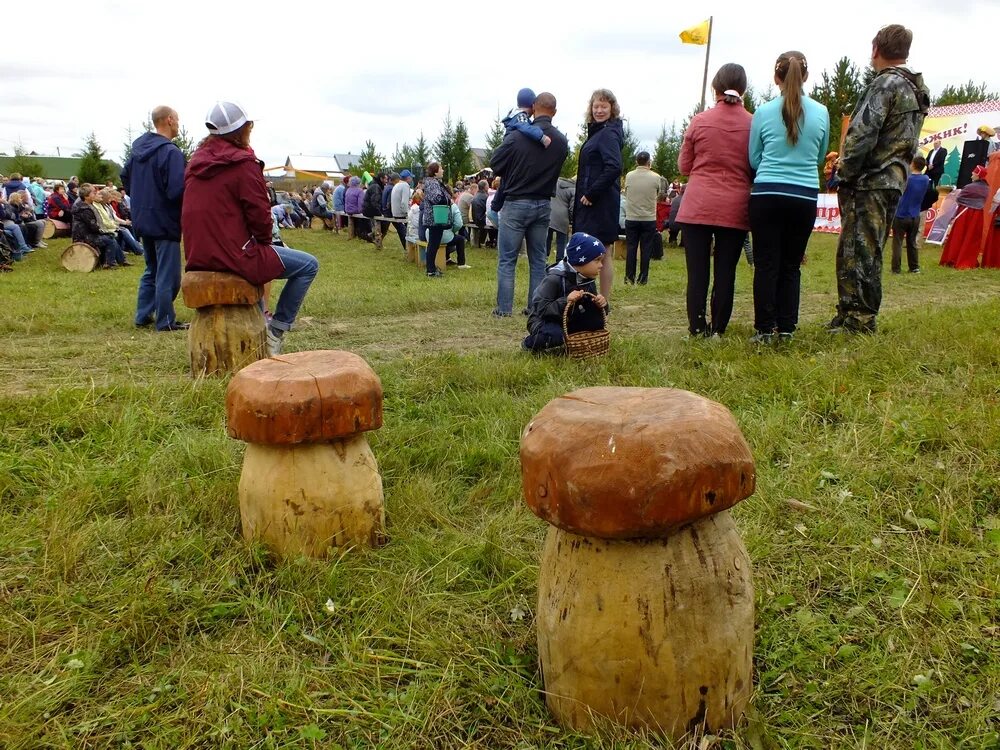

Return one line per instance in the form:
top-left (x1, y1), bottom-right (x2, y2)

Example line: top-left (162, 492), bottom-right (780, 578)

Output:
top-left (181, 271), bottom-right (266, 377)
top-left (520, 386), bottom-right (757, 739)
top-left (226, 350), bottom-right (386, 558)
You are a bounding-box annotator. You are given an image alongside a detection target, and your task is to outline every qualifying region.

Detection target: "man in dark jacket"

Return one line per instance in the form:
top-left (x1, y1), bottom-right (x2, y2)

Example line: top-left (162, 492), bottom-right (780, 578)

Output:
top-left (489, 92), bottom-right (569, 317)
top-left (121, 105), bottom-right (187, 331)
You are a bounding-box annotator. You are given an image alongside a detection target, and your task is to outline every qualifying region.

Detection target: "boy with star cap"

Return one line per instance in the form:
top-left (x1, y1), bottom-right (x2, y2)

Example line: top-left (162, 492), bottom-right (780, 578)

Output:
top-left (522, 231), bottom-right (608, 353)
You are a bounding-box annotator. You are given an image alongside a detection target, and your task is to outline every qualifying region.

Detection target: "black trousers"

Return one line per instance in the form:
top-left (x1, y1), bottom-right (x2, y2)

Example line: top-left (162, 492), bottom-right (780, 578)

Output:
top-left (890, 216), bottom-right (920, 272)
top-left (749, 194), bottom-right (816, 334)
top-left (624, 219), bottom-right (657, 283)
top-left (392, 218), bottom-right (407, 250)
top-left (681, 223), bottom-right (746, 335)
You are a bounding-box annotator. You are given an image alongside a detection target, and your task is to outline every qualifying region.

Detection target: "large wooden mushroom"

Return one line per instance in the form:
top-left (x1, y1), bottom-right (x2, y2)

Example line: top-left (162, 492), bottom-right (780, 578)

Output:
top-left (520, 386), bottom-right (756, 738)
top-left (226, 350), bottom-right (385, 558)
top-left (182, 271), bottom-right (266, 377)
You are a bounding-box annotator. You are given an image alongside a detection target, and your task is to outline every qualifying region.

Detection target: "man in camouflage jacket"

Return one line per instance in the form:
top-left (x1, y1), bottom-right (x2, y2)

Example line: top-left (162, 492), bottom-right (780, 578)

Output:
top-left (831, 24), bottom-right (930, 333)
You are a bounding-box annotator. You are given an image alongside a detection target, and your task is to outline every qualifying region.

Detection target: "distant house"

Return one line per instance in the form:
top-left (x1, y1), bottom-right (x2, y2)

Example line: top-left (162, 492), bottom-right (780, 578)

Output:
top-left (0, 155), bottom-right (121, 181)
top-left (271, 154), bottom-right (363, 180)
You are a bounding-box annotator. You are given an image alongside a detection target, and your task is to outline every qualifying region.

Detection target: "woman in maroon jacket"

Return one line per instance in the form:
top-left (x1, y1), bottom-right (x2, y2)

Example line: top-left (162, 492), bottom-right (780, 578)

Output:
top-left (676, 64), bottom-right (753, 338)
top-left (182, 102), bottom-right (319, 356)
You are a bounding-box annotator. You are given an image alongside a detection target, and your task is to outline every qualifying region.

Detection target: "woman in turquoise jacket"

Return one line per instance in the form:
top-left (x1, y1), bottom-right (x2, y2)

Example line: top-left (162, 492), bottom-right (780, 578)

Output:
top-left (748, 50), bottom-right (829, 343)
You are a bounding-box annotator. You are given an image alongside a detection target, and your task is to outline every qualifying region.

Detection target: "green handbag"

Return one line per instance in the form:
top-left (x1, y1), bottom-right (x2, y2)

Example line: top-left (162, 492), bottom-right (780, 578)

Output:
top-left (432, 203), bottom-right (451, 226)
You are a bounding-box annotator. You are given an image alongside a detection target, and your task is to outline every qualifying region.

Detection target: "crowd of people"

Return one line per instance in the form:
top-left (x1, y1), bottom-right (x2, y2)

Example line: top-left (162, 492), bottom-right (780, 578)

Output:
top-left (1, 171), bottom-right (141, 272)
top-left (9, 20), bottom-right (999, 357)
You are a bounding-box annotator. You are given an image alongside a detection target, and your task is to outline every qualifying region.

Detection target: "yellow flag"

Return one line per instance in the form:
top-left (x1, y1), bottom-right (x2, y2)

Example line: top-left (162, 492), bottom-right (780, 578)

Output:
top-left (679, 19), bottom-right (710, 45)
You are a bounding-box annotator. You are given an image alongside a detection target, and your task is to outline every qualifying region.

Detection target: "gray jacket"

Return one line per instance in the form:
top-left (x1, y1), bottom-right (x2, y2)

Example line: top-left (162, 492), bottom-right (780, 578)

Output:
top-left (548, 176), bottom-right (575, 233)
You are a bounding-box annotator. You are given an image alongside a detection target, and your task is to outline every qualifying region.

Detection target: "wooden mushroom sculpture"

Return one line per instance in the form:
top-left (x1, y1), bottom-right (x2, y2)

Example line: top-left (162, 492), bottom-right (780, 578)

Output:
top-left (226, 350), bottom-right (385, 558)
top-left (182, 271), bottom-right (266, 377)
top-left (520, 386), bottom-right (756, 738)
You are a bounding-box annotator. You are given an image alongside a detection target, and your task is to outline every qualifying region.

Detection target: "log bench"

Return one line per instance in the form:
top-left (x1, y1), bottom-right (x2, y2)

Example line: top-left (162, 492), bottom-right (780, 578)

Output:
top-left (60, 242), bottom-right (100, 272)
top-left (181, 271), bottom-right (267, 377)
top-left (43, 218), bottom-right (71, 240)
top-left (405, 239), bottom-right (446, 272)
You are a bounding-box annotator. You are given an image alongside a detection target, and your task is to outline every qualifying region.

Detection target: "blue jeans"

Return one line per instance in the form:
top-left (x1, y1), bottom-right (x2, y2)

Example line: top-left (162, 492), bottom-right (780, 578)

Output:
top-left (269, 246), bottom-right (319, 332)
top-left (135, 238), bottom-right (182, 330)
top-left (3, 222), bottom-right (31, 255)
top-left (118, 228), bottom-right (144, 255)
top-left (495, 199), bottom-right (550, 315)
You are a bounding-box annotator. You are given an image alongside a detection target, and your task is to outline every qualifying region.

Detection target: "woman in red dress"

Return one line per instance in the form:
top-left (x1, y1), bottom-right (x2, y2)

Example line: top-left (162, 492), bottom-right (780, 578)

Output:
top-left (940, 165), bottom-right (991, 269)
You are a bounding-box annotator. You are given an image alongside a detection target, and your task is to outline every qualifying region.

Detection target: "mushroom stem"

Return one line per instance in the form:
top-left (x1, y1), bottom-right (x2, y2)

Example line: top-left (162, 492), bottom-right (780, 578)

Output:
top-left (536, 511), bottom-right (753, 736)
top-left (239, 436), bottom-right (385, 557)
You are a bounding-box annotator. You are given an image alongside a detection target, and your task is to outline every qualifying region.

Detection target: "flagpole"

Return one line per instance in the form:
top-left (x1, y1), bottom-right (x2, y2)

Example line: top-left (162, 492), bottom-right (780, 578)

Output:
top-left (699, 16), bottom-right (714, 112)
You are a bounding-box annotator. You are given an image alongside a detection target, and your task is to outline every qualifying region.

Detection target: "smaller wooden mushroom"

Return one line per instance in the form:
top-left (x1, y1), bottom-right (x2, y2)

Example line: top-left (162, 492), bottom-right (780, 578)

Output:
top-left (182, 271), bottom-right (266, 377)
top-left (226, 350), bottom-right (385, 558)
top-left (520, 387), bottom-right (756, 739)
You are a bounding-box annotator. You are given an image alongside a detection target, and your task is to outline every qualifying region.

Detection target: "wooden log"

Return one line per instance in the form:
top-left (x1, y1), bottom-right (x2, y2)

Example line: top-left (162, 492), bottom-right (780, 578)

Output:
top-left (536, 513), bottom-right (753, 736)
top-left (415, 241), bottom-right (446, 271)
top-left (188, 304), bottom-right (267, 377)
top-left (239, 437), bottom-right (385, 557)
top-left (41, 219), bottom-right (56, 239)
top-left (182, 271), bottom-right (262, 309)
top-left (51, 219), bottom-right (71, 238)
top-left (60, 242), bottom-right (99, 273)
top-left (614, 238), bottom-right (626, 260)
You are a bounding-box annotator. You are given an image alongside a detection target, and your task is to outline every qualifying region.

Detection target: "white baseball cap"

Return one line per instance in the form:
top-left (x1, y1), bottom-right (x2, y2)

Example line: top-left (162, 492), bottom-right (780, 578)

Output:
top-left (205, 101), bottom-right (252, 135)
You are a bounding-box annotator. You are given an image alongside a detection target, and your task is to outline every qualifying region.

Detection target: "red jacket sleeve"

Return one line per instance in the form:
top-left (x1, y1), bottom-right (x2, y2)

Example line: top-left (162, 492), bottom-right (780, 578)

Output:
top-left (238, 161), bottom-right (275, 244)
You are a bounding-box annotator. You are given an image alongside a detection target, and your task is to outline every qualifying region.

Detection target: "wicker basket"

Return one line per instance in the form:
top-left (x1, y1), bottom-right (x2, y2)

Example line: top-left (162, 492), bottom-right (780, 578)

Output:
top-left (562, 292), bottom-right (610, 360)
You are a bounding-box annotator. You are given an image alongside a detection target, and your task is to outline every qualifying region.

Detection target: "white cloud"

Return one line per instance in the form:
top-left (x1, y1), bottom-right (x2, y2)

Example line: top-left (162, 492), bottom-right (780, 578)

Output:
top-left (1, 0), bottom-right (991, 169)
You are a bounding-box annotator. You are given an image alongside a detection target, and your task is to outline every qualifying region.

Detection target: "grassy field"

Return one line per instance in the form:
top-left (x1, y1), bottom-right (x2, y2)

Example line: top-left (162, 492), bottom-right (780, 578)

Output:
top-left (1, 226), bottom-right (998, 749)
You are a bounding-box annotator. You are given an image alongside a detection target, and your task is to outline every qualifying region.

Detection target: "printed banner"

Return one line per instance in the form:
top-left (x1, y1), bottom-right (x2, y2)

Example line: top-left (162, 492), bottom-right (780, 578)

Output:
top-left (919, 100), bottom-right (1000, 186)
top-left (815, 194), bottom-right (842, 233)
top-left (925, 190), bottom-right (961, 244)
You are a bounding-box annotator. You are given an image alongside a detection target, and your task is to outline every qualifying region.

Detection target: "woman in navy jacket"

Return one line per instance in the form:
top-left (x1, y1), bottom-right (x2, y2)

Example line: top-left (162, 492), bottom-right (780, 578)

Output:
top-left (573, 89), bottom-right (623, 300)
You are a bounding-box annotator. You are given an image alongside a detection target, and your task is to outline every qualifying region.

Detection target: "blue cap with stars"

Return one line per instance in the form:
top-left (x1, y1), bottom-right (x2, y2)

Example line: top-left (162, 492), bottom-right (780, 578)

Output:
top-left (566, 232), bottom-right (607, 267)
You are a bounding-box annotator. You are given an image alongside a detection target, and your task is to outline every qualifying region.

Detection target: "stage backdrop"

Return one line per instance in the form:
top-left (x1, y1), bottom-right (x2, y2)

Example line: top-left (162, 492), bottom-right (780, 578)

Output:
top-left (918, 100), bottom-right (1000, 186)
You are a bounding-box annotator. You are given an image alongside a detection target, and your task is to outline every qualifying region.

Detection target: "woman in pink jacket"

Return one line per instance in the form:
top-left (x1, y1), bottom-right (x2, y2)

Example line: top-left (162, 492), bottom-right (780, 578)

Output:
top-left (676, 63), bottom-right (753, 338)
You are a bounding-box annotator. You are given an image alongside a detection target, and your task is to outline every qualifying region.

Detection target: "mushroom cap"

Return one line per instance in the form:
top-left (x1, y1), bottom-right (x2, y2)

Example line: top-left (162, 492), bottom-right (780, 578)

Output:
top-left (520, 387), bottom-right (755, 539)
top-left (182, 271), bottom-right (263, 309)
top-left (226, 351), bottom-right (382, 444)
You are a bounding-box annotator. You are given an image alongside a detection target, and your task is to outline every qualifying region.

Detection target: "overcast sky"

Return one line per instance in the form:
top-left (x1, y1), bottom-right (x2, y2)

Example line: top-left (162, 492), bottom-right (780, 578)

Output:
top-left (2, 0), bottom-right (992, 171)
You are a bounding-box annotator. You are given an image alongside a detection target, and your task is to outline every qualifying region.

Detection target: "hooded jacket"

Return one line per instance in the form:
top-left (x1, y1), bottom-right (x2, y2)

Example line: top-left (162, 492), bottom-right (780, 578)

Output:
top-left (120, 132), bottom-right (186, 240)
top-left (838, 66), bottom-right (931, 193)
top-left (526, 260), bottom-right (598, 334)
top-left (181, 137), bottom-right (284, 286)
top-left (344, 177), bottom-right (364, 214)
top-left (548, 176), bottom-right (576, 233)
top-left (363, 176), bottom-right (384, 217)
top-left (573, 119), bottom-right (624, 243)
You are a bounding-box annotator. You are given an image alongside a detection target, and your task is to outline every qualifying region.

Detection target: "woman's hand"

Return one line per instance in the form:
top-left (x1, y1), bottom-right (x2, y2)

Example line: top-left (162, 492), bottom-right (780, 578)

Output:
top-left (594, 294), bottom-right (607, 309)
top-left (567, 290), bottom-right (584, 303)
top-left (580, 195), bottom-right (593, 207)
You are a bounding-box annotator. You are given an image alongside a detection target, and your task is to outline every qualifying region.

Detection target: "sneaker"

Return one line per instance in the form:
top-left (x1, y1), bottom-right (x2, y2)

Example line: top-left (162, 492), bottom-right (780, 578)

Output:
top-left (446, 259), bottom-right (458, 266)
top-left (909, 268), bottom-right (921, 274)
top-left (158, 322), bottom-right (190, 331)
top-left (458, 264), bottom-right (472, 269)
top-left (891, 269), bottom-right (901, 275)
top-left (749, 332), bottom-right (774, 345)
top-left (777, 332), bottom-right (793, 344)
top-left (491, 309), bottom-right (512, 319)
top-left (266, 327), bottom-right (283, 356)
top-left (34, 241), bottom-right (48, 249)
top-left (426, 270), bottom-right (443, 277)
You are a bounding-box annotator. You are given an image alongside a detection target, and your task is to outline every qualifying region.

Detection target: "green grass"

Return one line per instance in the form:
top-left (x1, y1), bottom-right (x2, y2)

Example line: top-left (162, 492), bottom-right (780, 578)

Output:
top-left (1, 228), bottom-right (998, 749)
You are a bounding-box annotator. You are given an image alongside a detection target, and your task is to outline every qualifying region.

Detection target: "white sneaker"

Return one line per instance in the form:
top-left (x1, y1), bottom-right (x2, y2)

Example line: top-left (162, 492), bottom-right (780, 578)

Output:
top-left (266, 327), bottom-right (283, 357)
top-left (458, 264), bottom-right (472, 269)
